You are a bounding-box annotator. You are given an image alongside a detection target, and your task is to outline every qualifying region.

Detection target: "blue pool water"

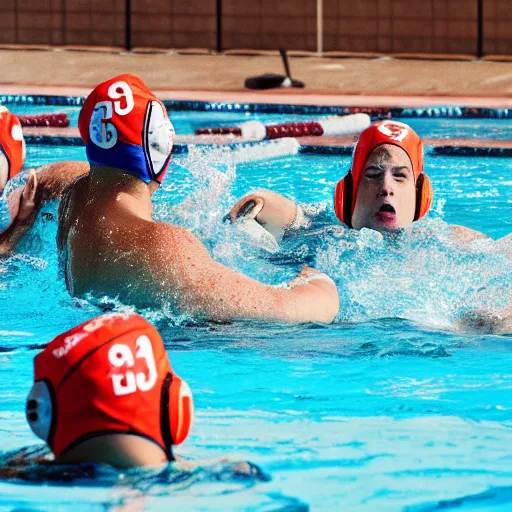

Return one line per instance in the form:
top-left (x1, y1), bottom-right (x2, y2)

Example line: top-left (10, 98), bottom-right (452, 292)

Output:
top-left (0, 131), bottom-right (511, 510)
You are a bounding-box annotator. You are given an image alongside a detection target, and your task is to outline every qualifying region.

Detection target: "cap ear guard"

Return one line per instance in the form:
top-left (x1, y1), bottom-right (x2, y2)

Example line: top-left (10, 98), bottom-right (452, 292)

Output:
top-left (414, 173), bottom-right (433, 221)
top-left (144, 100), bottom-right (174, 183)
top-left (26, 380), bottom-right (55, 446)
top-left (0, 107), bottom-right (25, 181)
top-left (169, 377), bottom-right (193, 445)
top-left (0, 152), bottom-right (8, 183)
top-left (160, 373), bottom-right (194, 455)
top-left (334, 172), bottom-right (354, 228)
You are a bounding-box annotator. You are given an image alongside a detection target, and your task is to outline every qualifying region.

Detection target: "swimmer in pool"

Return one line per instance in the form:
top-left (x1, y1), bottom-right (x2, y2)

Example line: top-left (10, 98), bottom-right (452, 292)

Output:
top-left (57, 74), bottom-right (339, 324)
top-left (0, 106), bottom-right (39, 255)
top-left (25, 312), bottom-right (193, 467)
top-left (4, 312), bottom-right (262, 479)
top-left (229, 120), bottom-right (494, 242)
top-left (229, 120), bottom-right (512, 331)
top-left (0, 106), bottom-right (89, 255)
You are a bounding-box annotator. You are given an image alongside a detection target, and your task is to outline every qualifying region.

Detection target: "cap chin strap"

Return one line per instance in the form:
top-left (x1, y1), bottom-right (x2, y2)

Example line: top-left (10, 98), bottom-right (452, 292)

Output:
top-left (160, 373), bottom-right (174, 461)
top-left (343, 172), bottom-right (354, 228)
top-left (414, 173), bottom-right (424, 221)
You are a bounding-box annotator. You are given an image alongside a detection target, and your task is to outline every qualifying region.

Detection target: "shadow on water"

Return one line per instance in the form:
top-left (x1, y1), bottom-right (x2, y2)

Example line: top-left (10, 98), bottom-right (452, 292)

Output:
top-left (156, 316), bottom-right (508, 360)
top-left (0, 446), bottom-right (309, 512)
top-left (1, 316), bottom-right (506, 359)
top-left (405, 486), bottom-right (512, 511)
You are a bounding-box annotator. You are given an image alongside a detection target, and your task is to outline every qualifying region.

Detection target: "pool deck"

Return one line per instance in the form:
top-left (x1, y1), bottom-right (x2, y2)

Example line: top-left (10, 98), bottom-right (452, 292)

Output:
top-left (2, 48), bottom-right (511, 149)
top-left (2, 48), bottom-right (511, 104)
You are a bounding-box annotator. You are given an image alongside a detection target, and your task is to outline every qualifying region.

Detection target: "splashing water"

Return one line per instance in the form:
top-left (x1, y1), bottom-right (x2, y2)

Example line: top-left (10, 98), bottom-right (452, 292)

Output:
top-left (2, 145), bottom-right (510, 333)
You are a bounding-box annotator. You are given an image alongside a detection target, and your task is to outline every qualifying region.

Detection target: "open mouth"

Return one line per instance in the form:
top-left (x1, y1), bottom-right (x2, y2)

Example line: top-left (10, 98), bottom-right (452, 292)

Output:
top-left (378, 203), bottom-right (396, 214)
top-left (375, 203), bottom-right (397, 226)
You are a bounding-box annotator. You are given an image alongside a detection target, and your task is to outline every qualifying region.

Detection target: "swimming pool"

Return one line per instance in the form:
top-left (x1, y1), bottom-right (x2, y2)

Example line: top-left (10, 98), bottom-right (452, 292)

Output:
top-left (5, 101), bottom-right (512, 141)
top-left (0, 116), bottom-right (511, 510)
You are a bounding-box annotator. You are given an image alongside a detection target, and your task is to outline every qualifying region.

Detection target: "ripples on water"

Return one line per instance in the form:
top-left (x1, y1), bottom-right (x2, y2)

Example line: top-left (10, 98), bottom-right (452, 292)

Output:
top-left (0, 142), bottom-right (511, 510)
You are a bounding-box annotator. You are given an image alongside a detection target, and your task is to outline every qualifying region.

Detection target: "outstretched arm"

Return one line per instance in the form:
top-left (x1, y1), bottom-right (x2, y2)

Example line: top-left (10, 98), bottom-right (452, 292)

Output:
top-left (450, 225), bottom-right (512, 261)
top-left (156, 225), bottom-right (340, 324)
top-left (229, 189), bottom-right (300, 240)
top-left (449, 224), bottom-right (489, 246)
top-left (0, 172), bottom-right (38, 256)
top-left (8, 161), bottom-right (89, 219)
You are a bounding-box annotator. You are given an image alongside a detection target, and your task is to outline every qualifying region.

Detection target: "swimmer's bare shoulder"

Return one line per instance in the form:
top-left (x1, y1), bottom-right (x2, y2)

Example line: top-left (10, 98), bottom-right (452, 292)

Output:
top-left (57, 174), bottom-right (90, 244)
top-left (145, 221), bottom-right (340, 324)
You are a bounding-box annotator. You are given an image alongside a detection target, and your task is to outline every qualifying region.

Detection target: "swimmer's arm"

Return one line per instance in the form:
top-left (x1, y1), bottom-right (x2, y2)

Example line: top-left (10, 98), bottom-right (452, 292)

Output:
top-left (0, 219), bottom-right (33, 256)
top-left (452, 226), bottom-right (512, 260)
top-left (156, 225), bottom-right (340, 324)
top-left (450, 224), bottom-right (489, 246)
top-left (7, 161), bottom-right (89, 219)
top-left (0, 172), bottom-right (38, 256)
top-left (229, 189), bottom-right (299, 240)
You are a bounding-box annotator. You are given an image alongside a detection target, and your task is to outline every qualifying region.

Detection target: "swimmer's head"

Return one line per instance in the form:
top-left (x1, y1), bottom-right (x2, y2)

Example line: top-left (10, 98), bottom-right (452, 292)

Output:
top-left (26, 313), bottom-right (193, 467)
top-left (334, 121), bottom-right (432, 231)
top-left (78, 74), bottom-right (174, 185)
top-left (0, 107), bottom-right (26, 191)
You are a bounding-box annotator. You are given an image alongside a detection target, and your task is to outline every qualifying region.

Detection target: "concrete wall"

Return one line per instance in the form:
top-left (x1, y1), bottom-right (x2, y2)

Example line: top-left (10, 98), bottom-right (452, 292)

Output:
top-left (0, 0), bottom-right (510, 56)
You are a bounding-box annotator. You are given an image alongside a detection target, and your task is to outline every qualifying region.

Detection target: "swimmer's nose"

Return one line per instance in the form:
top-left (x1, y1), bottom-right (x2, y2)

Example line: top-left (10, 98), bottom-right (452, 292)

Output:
top-left (378, 187), bottom-right (393, 197)
top-left (378, 173), bottom-right (394, 197)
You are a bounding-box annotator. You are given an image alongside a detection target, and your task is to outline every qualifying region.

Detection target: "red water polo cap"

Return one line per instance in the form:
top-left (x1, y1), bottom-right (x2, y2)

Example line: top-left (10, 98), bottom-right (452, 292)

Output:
top-left (0, 106), bottom-right (25, 181)
top-left (334, 120), bottom-right (432, 227)
top-left (26, 313), bottom-right (193, 459)
top-left (78, 74), bottom-right (174, 184)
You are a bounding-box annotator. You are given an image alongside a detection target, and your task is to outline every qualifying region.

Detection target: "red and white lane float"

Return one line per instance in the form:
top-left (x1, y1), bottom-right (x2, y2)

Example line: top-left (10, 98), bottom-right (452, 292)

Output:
top-left (195, 113), bottom-right (371, 140)
top-left (17, 113), bottom-right (70, 128)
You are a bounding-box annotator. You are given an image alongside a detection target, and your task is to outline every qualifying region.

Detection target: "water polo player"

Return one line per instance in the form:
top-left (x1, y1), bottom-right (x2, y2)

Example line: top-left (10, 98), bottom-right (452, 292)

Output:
top-left (0, 106), bottom-right (89, 255)
top-left (26, 313), bottom-right (193, 467)
top-left (229, 120), bottom-right (488, 243)
top-left (0, 106), bottom-right (39, 254)
top-left (57, 74), bottom-right (339, 323)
